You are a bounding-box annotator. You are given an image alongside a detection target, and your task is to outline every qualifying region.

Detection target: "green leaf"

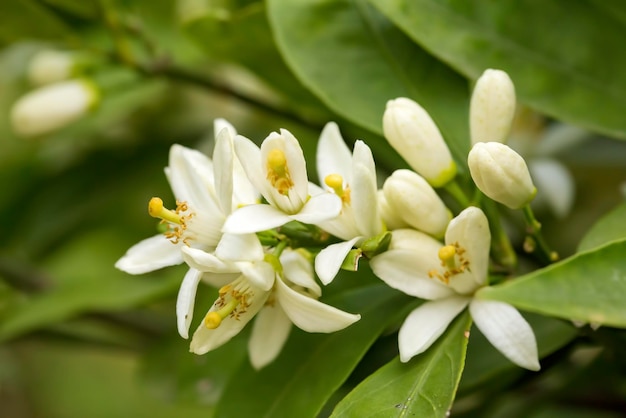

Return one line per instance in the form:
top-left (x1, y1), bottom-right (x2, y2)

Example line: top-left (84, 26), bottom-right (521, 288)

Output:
top-left (370, 0), bottom-right (626, 139)
top-left (331, 311), bottom-right (471, 418)
top-left (578, 203), bottom-right (626, 252)
top-left (214, 285), bottom-right (412, 418)
top-left (0, 230), bottom-right (181, 341)
top-left (267, 0), bottom-right (471, 167)
top-left (477, 239), bottom-right (626, 327)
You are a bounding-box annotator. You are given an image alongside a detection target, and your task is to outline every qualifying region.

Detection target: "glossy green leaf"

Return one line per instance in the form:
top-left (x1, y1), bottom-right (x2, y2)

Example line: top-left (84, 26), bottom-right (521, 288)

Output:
top-left (0, 230), bottom-right (181, 341)
top-left (331, 311), bottom-right (471, 418)
top-left (267, 0), bottom-right (471, 167)
top-left (214, 285), bottom-right (412, 418)
top-left (578, 203), bottom-right (626, 252)
top-left (370, 0), bottom-right (626, 139)
top-left (477, 239), bottom-right (626, 327)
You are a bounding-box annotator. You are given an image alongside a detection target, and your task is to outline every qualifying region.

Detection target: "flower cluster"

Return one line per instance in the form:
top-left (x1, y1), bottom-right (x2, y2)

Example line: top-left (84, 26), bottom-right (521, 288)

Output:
top-left (117, 69), bottom-right (547, 371)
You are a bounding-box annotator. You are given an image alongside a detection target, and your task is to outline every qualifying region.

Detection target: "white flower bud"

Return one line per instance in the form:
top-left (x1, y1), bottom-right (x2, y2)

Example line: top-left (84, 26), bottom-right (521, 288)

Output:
top-left (11, 79), bottom-right (99, 137)
top-left (382, 169), bottom-right (452, 237)
top-left (28, 50), bottom-right (76, 86)
top-left (470, 69), bottom-right (516, 145)
top-left (377, 190), bottom-right (410, 231)
top-left (468, 142), bottom-right (536, 209)
top-left (383, 98), bottom-right (456, 187)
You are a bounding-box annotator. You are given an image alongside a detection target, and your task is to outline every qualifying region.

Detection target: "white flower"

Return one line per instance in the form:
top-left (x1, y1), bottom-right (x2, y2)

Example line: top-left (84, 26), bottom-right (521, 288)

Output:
top-left (370, 207), bottom-right (540, 370)
top-left (313, 122), bottom-right (384, 284)
top-left (468, 142), bottom-right (537, 209)
top-left (381, 169), bottom-right (451, 238)
top-left (222, 128), bottom-right (342, 233)
top-left (116, 120), bottom-right (259, 338)
top-left (189, 249), bottom-right (361, 369)
top-left (470, 69), bottom-right (516, 145)
top-left (383, 97), bottom-right (457, 187)
top-left (11, 79), bottom-right (99, 137)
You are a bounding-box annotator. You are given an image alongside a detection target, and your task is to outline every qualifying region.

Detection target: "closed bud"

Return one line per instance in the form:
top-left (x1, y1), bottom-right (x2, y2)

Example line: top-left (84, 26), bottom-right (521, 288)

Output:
top-left (383, 98), bottom-right (456, 187)
top-left (468, 142), bottom-right (536, 209)
top-left (28, 50), bottom-right (76, 86)
top-left (470, 69), bottom-right (516, 145)
top-left (11, 79), bottom-right (99, 137)
top-left (382, 169), bottom-right (451, 238)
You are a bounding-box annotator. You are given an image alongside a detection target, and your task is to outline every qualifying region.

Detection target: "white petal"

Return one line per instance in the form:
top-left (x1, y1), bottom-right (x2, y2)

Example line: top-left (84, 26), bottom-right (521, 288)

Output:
top-left (236, 260), bottom-right (275, 291)
top-left (398, 296), bottom-right (469, 362)
top-left (167, 144), bottom-right (219, 213)
top-left (189, 287), bottom-right (270, 355)
top-left (199, 271), bottom-right (239, 288)
top-left (233, 135), bottom-right (271, 199)
top-left (352, 160), bottom-right (382, 237)
top-left (222, 204), bottom-right (293, 234)
top-left (181, 246), bottom-right (239, 273)
top-left (176, 268), bottom-right (203, 339)
top-left (370, 249), bottom-right (455, 299)
top-left (275, 277), bottom-right (360, 332)
top-left (316, 122), bottom-right (353, 185)
top-left (248, 304), bottom-right (292, 369)
top-left (115, 235), bottom-right (182, 274)
top-left (213, 126), bottom-right (234, 215)
top-left (315, 238), bottom-right (360, 285)
top-left (445, 207), bottom-right (490, 291)
top-left (291, 193), bottom-right (342, 225)
top-left (214, 118), bottom-right (236, 138)
top-left (281, 250), bottom-right (321, 296)
top-left (470, 299), bottom-right (540, 371)
top-left (529, 158), bottom-right (575, 219)
top-left (215, 233), bottom-right (264, 261)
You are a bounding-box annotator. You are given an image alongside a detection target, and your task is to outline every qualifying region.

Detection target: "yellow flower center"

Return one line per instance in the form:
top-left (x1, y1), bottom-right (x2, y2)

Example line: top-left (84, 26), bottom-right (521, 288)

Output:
top-left (428, 242), bottom-right (470, 284)
top-left (266, 148), bottom-right (294, 195)
top-left (324, 174), bottom-right (351, 204)
top-left (204, 278), bottom-right (253, 329)
top-left (148, 197), bottom-right (194, 245)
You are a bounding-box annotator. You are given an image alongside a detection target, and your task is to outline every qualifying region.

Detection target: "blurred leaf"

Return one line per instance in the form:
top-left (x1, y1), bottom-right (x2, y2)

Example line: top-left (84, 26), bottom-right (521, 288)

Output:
top-left (181, 1), bottom-right (329, 121)
top-left (477, 239), bottom-right (626, 327)
top-left (13, 339), bottom-right (211, 418)
top-left (141, 328), bottom-right (249, 405)
top-left (267, 0), bottom-right (470, 168)
top-left (460, 313), bottom-right (577, 393)
top-left (370, 0), bottom-right (626, 139)
top-left (0, 0), bottom-right (73, 45)
top-left (331, 311), bottom-right (471, 418)
top-left (0, 229), bottom-right (182, 341)
top-left (214, 285), bottom-right (412, 418)
top-left (578, 203), bottom-right (626, 252)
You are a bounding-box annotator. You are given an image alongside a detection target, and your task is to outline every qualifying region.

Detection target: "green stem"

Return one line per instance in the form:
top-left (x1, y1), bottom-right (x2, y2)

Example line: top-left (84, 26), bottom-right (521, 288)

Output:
top-left (482, 198), bottom-right (517, 272)
top-left (443, 179), bottom-right (472, 208)
top-left (522, 205), bottom-right (559, 265)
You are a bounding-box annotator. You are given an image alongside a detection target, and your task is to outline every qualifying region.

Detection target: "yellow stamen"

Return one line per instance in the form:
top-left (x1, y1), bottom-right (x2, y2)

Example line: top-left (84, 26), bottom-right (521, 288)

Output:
top-left (428, 243), bottom-right (470, 284)
top-left (148, 197), bottom-right (182, 224)
top-left (204, 297), bottom-right (240, 329)
top-left (324, 173), bottom-right (351, 204)
top-left (266, 148), bottom-right (294, 195)
top-left (438, 245), bottom-right (457, 270)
